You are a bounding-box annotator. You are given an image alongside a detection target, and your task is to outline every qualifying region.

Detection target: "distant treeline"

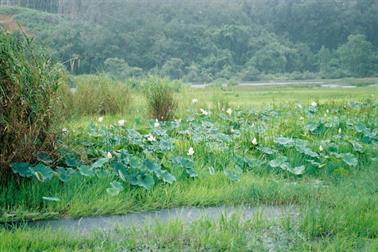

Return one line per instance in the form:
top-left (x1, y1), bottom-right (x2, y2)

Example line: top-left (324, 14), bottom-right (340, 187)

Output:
top-left (1, 0), bottom-right (378, 81)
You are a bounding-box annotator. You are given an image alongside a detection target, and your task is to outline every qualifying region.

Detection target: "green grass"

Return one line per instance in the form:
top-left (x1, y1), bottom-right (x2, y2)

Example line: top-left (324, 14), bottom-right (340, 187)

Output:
top-left (1, 172), bottom-right (315, 222)
top-left (1, 166), bottom-right (378, 251)
top-left (63, 85), bottom-right (378, 127)
top-left (1, 83), bottom-right (377, 251)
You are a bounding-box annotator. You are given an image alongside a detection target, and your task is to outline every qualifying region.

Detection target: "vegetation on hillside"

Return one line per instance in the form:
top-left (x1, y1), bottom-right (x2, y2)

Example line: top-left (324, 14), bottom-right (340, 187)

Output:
top-left (1, 0), bottom-right (378, 81)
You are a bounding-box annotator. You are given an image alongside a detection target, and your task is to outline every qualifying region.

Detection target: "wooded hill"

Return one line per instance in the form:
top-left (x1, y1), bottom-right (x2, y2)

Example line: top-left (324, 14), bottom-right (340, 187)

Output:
top-left (1, 0), bottom-right (377, 81)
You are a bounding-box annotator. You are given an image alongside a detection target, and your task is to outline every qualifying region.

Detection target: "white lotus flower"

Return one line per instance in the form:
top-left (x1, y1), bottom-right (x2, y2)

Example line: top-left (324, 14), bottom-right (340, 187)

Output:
top-left (154, 119), bottom-right (160, 128)
top-left (300, 116), bottom-right (304, 121)
top-left (187, 147), bottom-right (195, 156)
top-left (200, 108), bottom-right (209, 116)
top-left (338, 128), bottom-right (342, 134)
top-left (326, 109), bottom-right (329, 114)
top-left (319, 145), bottom-right (324, 152)
top-left (252, 138), bottom-right (258, 146)
top-left (226, 108), bottom-right (232, 116)
top-left (98, 116), bottom-right (104, 123)
top-left (192, 98), bottom-right (198, 104)
top-left (107, 152), bottom-right (113, 159)
top-left (62, 128), bottom-right (68, 133)
top-left (118, 119), bottom-right (125, 126)
top-left (311, 101), bottom-right (318, 107)
top-left (146, 134), bottom-right (156, 142)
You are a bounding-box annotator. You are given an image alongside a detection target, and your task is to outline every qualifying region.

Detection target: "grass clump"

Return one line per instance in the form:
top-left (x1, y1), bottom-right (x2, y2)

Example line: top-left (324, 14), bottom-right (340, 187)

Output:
top-left (143, 76), bottom-right (177, 121)
top-left (61, 74), bottom-right (130, 117)
top-left (0, 31), bottom-right (64, 182)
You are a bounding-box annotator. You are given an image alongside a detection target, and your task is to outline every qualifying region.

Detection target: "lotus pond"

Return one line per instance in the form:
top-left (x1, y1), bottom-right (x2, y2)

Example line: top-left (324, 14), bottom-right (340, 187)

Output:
top-left (1, 86), bottom-right (378, 251)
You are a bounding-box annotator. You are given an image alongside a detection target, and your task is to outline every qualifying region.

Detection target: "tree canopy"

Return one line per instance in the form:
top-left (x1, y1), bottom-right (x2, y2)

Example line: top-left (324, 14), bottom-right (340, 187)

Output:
top-left (1, 0), bottom-right (377, 81)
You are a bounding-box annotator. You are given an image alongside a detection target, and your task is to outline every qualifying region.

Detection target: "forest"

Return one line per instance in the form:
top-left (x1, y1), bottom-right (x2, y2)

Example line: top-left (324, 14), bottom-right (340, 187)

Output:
top-left (0, 0), bottom-right (377, 82)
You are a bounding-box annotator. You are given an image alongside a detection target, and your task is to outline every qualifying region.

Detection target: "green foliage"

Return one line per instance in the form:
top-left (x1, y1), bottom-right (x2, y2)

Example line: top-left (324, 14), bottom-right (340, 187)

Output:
top-left (104, 58), bottom-right (143, 80)
top-left (0, 31), bottom-right (64, 181)
top-left (60, 74), bottom-right (130, 116)
top-left (143, 77), bottom-right (177, 121)
top-left (3, 1), bottom-right (378, 80)
top-left (9, 97), bottom-right (377, 192)
top-left (337, 34), bottom-right (377, 77)
top-left (160, 58), bottom-right (185, 80)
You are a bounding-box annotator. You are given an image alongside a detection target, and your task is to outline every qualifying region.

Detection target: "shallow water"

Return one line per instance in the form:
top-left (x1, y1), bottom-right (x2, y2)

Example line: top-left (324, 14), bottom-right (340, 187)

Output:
top-left (26, 205), bottom-right (298, 235)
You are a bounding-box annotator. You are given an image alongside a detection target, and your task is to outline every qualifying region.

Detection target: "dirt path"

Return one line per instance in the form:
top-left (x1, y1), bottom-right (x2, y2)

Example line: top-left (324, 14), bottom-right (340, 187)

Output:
top-left (23, 205), bottom-right (298, 235)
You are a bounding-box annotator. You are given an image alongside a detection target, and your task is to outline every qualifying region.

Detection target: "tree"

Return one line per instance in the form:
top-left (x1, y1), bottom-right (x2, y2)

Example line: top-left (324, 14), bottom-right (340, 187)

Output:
top-left (337, 34), bottom-right (376, 77)
top-left (161, 58), bottom-right (185, 80)
top-left (104, 58), bottom-right (143, 80)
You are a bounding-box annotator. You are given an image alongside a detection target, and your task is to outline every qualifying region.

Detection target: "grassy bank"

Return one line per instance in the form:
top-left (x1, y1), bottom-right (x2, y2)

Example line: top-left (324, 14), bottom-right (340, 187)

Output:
top-left (1, 83), bottom-right (377, 251)
top-left (1, 165), bottom-right (377, 251)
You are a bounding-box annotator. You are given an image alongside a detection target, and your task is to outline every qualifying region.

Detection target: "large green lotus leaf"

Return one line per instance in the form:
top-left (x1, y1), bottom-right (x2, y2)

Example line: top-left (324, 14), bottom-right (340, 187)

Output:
top-left (256, 146), bottom-right (277, 155)
top-left (157, 170), bottom-right (176, 184)
top-left (172, 157), bottom-right (197, 178)
top-left (57, 167), bottom-right (70, 183)
top-left (143, 159), bottom-right (160, 173)
top-left (111, 161), bottom-right (128, 181)
top-left (362, 134), bottom-right (373, 144)
top-left (129, 157), bottom-right (142, 168)
top-left (296, 145), bottom-right (319, 158)
top-left (279, 162), bottom-right (291, 171)
top-left (186, 168), bottom-right (198, 178)
top-left (289, 165), bottom-right (306, 176)
top-left (106, 181), bottom-right (124, 196)
top-left (129, 174), bottom-right (155, 190)
top-left (144, 159), bottom-right (176, 184)
top-left (269, 156), bottom-right (288, 168)
top-left (79, 165), bottom-right (95, 177)
top-left (159, 139), bottom-right (174, 151)
top-left (349, 141), bottom-right (363, 153)
top-left (224, 170), bottom-right (240, 182)
top-left (274, 137), bottom-right (294, 147)
top-left (36, 151), bottom-right (53, 164)
top-left (326, 143), bottom-right (339, 154)
top-left (355, 123), bottom-right (369, 133)
top-left (340, 153), bottom-right (358, 167)
top-left (64, 154), bottom-right (81, 167)
top-left (91, 158), bottom-right (109, 169)
top-left (305, 122), bottom-right (325, 135)
top-left (234, 156), bottom-right (253, 170)
top-left (32, 164), bottom-right (54, 182)
top-left (11, 162), bottom-right (33, 177)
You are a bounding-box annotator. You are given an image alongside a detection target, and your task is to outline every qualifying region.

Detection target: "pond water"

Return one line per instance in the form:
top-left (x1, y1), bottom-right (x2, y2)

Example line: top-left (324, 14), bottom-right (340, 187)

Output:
top-left (26, 205), bottom-right (298, 235)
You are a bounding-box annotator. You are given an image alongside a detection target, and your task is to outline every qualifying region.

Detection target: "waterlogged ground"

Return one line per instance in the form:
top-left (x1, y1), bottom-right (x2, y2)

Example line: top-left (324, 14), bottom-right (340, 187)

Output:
top-left (25, 205), bottom-right (298, 235)
top-left (1, 87), bottom-right (378, 251)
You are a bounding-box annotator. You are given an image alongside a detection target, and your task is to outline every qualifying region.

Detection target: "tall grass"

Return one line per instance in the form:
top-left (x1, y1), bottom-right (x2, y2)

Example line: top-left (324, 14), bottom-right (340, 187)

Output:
top-left (143, 76), bottom-right (178, 121)
top-left (59, 74), bottom-right (130, 117)
top-left (0, 31), bottom-right (65, 182)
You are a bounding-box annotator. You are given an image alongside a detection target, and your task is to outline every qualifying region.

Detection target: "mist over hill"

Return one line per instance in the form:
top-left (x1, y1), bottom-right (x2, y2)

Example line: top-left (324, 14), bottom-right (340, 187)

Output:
top-left (1, 0), bottom-right (377, 81)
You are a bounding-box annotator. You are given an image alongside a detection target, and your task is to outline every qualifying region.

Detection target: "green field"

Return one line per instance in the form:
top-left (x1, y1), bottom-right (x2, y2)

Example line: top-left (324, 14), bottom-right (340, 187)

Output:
top-left (1, 84), bottom-right (378, 251)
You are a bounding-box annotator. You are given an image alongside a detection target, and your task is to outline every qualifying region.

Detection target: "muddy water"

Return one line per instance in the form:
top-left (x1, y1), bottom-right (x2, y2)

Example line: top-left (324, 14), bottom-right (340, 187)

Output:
top-left (26, 205), bottom-right (298, 235)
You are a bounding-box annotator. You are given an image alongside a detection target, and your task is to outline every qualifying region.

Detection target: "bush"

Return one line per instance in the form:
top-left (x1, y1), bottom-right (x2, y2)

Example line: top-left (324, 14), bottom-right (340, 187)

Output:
top-left (0, 32), bottom-right (65, 181)
top-left (143, 77), bottom-right (177, 121)
top-left (61, 74), bottom-right (130, 116)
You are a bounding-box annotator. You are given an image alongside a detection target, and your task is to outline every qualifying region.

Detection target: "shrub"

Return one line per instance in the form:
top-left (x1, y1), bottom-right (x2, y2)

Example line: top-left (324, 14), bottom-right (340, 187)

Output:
top-left (61, 74), bottom-right (130, 116)
top-left (0, 31), bottom-right (65, 182)
top-left (143, 77), bottom-right (177, 121)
